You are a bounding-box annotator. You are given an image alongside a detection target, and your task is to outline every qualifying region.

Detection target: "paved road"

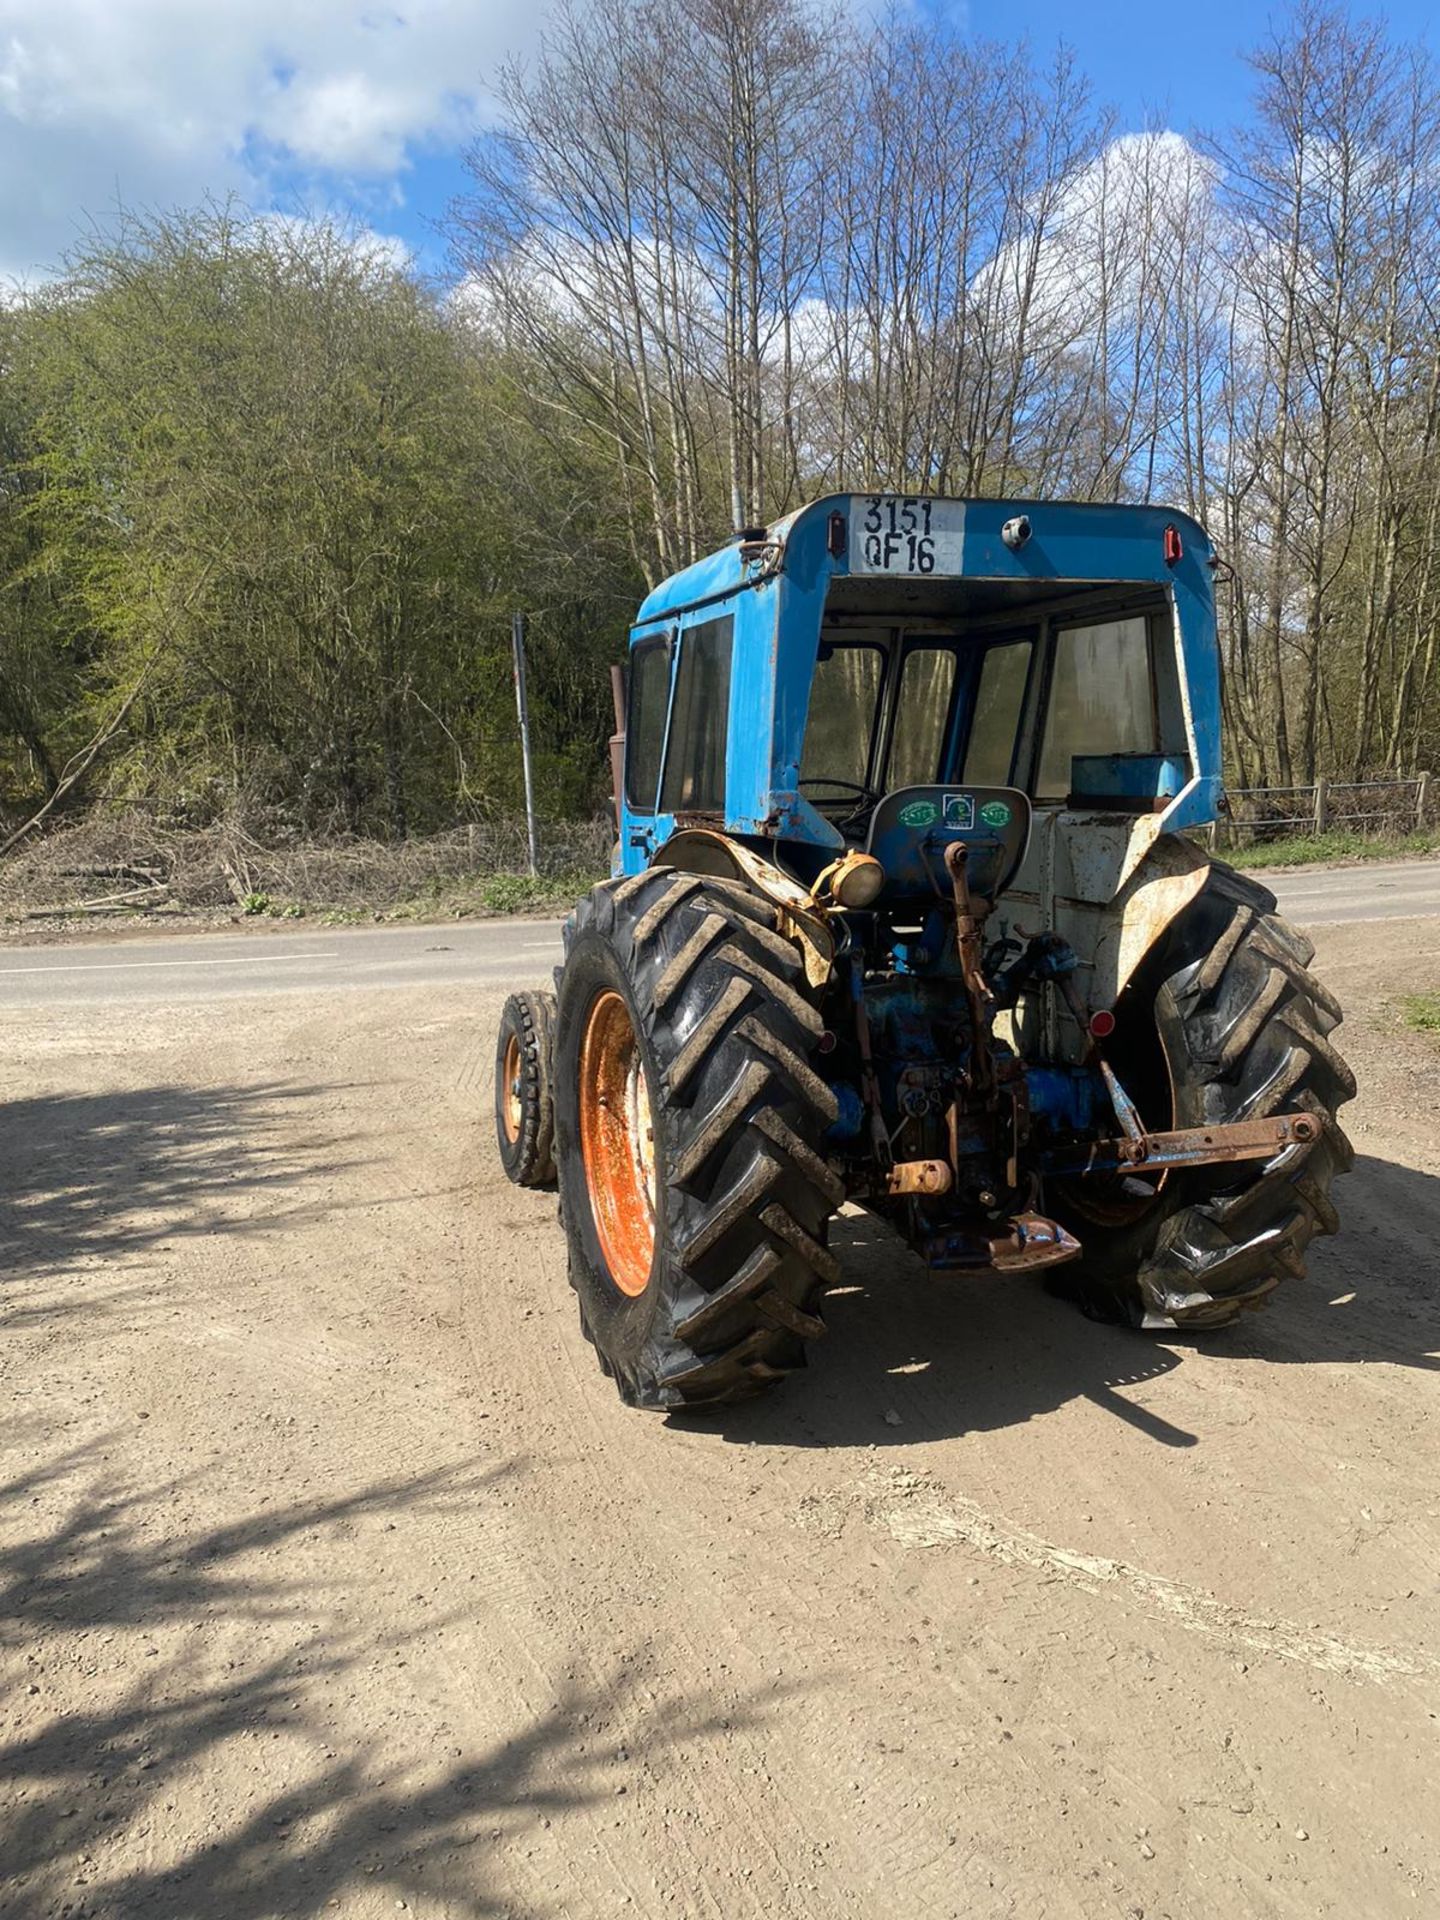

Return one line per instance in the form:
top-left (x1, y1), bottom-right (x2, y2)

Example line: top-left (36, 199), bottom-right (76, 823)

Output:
top-left (1260, 857), bottom-right (1440, 924)
top-left (1, 858), bottom-right (1436, 1005)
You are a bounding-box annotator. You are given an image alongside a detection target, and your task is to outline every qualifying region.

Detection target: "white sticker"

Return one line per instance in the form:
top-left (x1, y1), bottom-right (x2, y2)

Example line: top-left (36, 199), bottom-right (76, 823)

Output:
top-left (848, 497), bottom-right (965, 575)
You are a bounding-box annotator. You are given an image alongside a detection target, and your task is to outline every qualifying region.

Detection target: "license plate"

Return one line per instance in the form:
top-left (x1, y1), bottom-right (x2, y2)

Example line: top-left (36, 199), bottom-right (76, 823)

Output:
top-left (849, 496), bottom-right (965, 575)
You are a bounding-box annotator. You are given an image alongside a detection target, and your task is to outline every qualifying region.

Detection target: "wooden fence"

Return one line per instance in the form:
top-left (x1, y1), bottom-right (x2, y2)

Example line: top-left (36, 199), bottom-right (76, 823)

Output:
top-left (1215, 775), bottom-right (1430, 846)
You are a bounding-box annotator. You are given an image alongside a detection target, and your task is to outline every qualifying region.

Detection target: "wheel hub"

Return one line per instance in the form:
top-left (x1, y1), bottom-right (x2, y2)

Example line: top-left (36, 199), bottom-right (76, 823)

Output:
top-left (578, 990), bottom-right (657, 1296)
top-left (501, 1031), bottom-right (523, 1143)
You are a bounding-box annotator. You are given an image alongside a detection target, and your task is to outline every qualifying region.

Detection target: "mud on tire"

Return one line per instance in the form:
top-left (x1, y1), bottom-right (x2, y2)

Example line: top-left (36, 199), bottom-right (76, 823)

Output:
top-left (553, 868), bottom-right (841, 1409)
top-left (1049, 860), bottom-right (1356, 1330)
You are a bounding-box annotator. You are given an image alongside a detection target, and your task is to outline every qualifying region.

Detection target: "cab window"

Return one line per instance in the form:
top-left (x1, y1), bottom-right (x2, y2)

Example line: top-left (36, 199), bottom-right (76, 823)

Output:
top-left (1037, 616), bottom-right (1155, 799)
top-left (625, 632), bottom-right (671, 812)
top-left (963, 641), bottom-right (1032, 786)
top-left (889, 648), bottom-right (957, 789)
top-left (659, 615), bottom-right (733, 813)
top-left (800, 641), bottom-right (884, 793)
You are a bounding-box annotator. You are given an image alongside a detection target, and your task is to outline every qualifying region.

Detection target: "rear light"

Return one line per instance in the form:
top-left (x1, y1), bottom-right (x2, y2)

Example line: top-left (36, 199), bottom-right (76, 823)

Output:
top-left (1163, 524), bottom-right (1183, 567)
top-left (1089, 1009), bottom-right (1117, 1040)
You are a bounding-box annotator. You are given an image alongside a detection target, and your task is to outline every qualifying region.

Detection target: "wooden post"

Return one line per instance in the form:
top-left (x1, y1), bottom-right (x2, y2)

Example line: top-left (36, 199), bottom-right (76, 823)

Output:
top-left (1417, 772), bottom-right (1430, 831)
top-left (1313, 777), bottom-right (1328, 833)
top-left (511, 612), bottom-right (539, 878)
top-left (608, 663), bottom-right (627, 830)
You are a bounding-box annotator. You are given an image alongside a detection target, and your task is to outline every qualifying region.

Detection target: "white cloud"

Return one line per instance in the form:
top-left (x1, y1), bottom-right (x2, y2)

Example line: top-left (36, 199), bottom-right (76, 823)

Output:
top-left (0, 0), bottom-right (540, 283)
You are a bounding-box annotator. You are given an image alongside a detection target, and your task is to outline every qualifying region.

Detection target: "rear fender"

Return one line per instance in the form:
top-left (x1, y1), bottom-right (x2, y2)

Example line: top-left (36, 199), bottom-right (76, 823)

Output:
top-left (1094, 831), bottom-right (1211, 1011)
top-left (651, 827), bottom-right (835, 989)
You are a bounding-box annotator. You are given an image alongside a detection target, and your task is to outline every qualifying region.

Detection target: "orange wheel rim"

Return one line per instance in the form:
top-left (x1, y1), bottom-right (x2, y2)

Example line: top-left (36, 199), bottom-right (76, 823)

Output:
top-left (501, 1032), bottom-right (523, 1143)
top-left (578, 990), bottom-right (656, 1297)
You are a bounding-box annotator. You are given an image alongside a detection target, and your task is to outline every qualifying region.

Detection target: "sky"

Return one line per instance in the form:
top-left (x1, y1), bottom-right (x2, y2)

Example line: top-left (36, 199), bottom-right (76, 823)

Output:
top-left (0, 0), bottom-right (1435, 289)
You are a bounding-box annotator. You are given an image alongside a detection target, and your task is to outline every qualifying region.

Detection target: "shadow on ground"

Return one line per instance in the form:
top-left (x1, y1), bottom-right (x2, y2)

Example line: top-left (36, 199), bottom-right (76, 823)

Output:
top-left (0, 1082), bottom-right (355, 1310)
top-left (0, 1448), bottom-right (766, 1918)
top-left (684, 1153), bottom-right (1440, 1451)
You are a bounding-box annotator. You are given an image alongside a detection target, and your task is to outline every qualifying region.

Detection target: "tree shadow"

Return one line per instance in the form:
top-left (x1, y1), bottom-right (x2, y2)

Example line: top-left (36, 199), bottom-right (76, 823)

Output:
top-left (1, 1448), bottom-right (775, 1918)
top-left (0, 1443), bottom-right (507, 1643)
top-left (683, 1152), bottom-right (1440, 1451)
top-left (0, 1081), bottom-right (358, 1319)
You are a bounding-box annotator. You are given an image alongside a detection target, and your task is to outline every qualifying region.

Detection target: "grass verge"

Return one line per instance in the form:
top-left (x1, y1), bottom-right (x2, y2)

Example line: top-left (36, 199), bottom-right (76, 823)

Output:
top-left (1227, 829), bottom-right (1440, 871)
top-left (1399, 992), bottom-right (1440, 1034)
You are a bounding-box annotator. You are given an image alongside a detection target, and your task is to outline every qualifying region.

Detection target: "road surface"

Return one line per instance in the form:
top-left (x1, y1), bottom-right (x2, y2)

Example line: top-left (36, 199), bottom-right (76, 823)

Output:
top-left (3, 878), bottom-right (1439, 1918)
top-left (0, 858), bottom-right (1436, 1006)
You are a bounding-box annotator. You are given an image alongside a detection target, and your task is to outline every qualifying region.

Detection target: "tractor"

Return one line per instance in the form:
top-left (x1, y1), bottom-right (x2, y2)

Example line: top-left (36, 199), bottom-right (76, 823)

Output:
top-left (494, 496), bottom-right (1354, 1409)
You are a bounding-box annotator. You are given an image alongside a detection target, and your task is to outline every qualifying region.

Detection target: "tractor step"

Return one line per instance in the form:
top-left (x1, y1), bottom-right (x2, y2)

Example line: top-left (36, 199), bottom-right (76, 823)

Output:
top-left (921, 1210), bottom-right (1081, 1275)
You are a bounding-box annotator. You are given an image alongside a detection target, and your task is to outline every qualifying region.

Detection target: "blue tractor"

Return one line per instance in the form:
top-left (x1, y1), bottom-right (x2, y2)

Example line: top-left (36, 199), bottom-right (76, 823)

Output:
top-left (495, 496), bottom-right (1354, 1409)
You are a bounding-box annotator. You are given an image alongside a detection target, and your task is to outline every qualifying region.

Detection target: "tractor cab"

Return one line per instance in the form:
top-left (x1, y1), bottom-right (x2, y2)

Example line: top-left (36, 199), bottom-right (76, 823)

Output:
top-left (617, 495), bottom-right (1217, 905)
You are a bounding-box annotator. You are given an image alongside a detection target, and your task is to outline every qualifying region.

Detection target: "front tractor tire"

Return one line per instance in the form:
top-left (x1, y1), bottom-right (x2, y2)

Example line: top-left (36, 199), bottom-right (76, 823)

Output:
top-left (1052, 862), bottom-right (1355, 1330)
top-left (553, 869), bottom-right (841, 1410)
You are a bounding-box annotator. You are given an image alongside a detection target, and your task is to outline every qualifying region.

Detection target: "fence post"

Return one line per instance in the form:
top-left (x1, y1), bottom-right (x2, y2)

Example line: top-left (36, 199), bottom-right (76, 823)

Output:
top-left (1417, 772), bottom-right (1430, 831)
top-left (511, 611), bottom-right (539, 878)
top-left (1313, 777), bottom-right (1328, 833)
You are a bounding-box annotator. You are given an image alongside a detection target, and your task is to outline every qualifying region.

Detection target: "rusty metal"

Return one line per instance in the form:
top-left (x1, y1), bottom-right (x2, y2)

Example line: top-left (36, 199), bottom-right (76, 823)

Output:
top-left (1042, 1111), bottom-right (1320, 1179)
top-left (944, 840), bottom-right (995, 1098)
top-left (1099, 1057), bottom-right (1145, 1141)
top-left (885, 1159), bottom-right (953, 1197)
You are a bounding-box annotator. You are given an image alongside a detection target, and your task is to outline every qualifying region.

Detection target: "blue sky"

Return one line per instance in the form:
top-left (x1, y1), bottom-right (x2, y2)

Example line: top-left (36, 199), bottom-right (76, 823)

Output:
top-left (355, 0), bottom-right (1440, 274)
top-left (0, 0), bottom-right (1434, 287)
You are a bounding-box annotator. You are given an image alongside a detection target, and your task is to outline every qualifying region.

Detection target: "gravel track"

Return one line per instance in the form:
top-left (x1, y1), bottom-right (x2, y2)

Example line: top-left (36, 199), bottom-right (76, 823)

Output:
top-left (2, 918), bottom-right (1437, 1918)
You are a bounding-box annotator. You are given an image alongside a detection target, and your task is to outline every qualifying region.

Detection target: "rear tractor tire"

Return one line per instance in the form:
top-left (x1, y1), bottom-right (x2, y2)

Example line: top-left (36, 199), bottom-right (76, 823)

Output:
top-left (495, 989), bottom-right (557, 1188)
top-left (552, 868), bottom-right (842, 1409)
top-left (1049, 861), bottom-right (1355, 1330)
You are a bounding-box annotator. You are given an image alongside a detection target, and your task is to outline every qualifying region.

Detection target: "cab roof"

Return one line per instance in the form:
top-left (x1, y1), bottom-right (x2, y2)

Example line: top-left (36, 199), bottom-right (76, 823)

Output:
top-left (632, 493), bottom-right (1211, 633)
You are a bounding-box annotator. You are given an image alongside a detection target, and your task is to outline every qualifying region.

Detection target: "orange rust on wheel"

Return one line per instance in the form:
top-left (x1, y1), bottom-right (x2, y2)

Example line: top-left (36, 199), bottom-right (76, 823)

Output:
top-left (578, 990), bottom-right (657, 1297)
top-left (501, 1031), bottom-right (523, 1143)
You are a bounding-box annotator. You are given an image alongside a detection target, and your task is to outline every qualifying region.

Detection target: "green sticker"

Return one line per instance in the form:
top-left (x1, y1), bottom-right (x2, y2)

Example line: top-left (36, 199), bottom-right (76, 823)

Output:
top-left (979, 799), bottom-right (1013, 827)
top-left (897, 799), bottom-right (938, 827)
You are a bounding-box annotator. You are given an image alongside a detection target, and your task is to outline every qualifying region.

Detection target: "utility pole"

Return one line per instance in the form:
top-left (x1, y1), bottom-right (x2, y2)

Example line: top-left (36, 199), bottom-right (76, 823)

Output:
top-left (511, 611), bottom-right (539, 877)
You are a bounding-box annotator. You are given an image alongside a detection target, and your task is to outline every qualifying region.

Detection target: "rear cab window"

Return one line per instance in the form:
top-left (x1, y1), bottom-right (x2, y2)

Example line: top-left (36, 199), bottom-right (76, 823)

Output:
top-left (1036, 615), bottom-right (1156, 799)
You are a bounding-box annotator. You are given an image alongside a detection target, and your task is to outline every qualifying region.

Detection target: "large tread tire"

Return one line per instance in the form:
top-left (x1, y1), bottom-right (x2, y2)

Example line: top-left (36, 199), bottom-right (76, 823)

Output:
top-left (1050, 860), bottom-right (1355, 1330)
top-left (494, 989), bottom-right (557, 1188)
top-left (553, 868), bottom-right (840, 1409)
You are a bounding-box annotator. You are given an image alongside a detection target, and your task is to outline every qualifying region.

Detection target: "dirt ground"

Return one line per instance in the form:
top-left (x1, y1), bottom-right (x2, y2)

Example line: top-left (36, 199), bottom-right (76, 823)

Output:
top-left (2, 918), bottom-right (1437, 1920)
